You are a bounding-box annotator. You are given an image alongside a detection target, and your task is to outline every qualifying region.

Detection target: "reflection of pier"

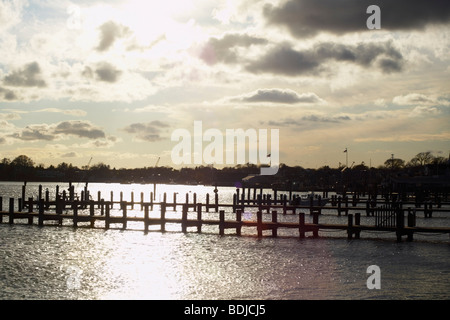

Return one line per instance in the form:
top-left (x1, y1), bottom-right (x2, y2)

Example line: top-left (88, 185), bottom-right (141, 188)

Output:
top-left (1, 187), bottom-right (450, 242)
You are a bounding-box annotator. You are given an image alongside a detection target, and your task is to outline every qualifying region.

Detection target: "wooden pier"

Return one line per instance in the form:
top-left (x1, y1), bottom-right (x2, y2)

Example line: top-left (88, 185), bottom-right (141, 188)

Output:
top-left (1, 189), bottom-right (450, 242)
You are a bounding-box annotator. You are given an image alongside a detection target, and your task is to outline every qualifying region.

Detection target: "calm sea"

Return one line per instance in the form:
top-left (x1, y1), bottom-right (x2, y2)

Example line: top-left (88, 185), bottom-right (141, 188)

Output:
top-left (0, 182), bottom-right (449, 300)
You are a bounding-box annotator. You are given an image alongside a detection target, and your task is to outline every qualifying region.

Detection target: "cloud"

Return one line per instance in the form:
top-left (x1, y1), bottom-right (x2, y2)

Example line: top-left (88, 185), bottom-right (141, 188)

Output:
top-left (122, 121), bottom-right (169, 142)
top-left (94, 62), bottom-right (122, 83)
top-left (61, 152), bottom-right (79, 158)
top-left (0, 87), bottom-right (19, 100)
top-left (392, 93), bottom-right (444, 106)
top-left (264, 0), bottom-right (450, 39)
top-left (82, 62), bottom-right (122, 83)
top-left (54, 121), bottom-right (106, 139)
top-left (266, 114), bottom-right (352, 127)
top-left (35, 108), bottom-right (87, 117)
top-left (246, 41), bottom-right (404, 76)
top-left (96, 20), bottom-right (130, 52)
top-left (200, 33), bottom-right (268, 65)
top-left (3, 62), bottom-right (46, 87)
top-left (9, 124), bottom-right (55, 141)
top-left (0, 0), bottom-right (25, 30)
top-left (231, 89), bottom-right (325, 104)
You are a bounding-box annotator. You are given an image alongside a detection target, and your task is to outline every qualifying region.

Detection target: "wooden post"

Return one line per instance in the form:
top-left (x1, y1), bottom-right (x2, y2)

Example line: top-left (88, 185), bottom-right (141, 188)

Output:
top-left (98, 191), bottom-right (101, 208)
top-left (219, 210), bottom-right (225, 236)
top-left (38, 184), bottom-right (43, 201)
top-left (232, 193), bottom-right (237, 213)
top-left (18, 198), bottom-right (22, 212)
top-left (131, 192), bottom-right (134, 210)
top-left (144, 204), bottom-right (149, 233)
top-left (45, 189), bottom-right (50, 209)
top-left (160, 201), bottom-right (166, 232)
top-left (407, 208), bottom-right (415, 242)
top-left (354, 212), bottom-right (361, 239)
top-left (257, 210), bottom-right (263, 238)
top-left (90, 200), bottom-right (95, 228)
top-left (38, 199), bottom-right (44, 227)
top-left (0, 196), bottom-right (2, 212)
top-left (215, 191), bottom-right (219, 212)
top-left (110, 191), bottom-right (114, 209)
top-left (313, 211), bottom-right (319, 238)
top-left (140, 192), bottom-right (144, 211)
top-left (206, 194), bottom-right (210, 212)
top-left (173, 192), bottom-right (177, 210)
top-left (272, 210), bottom-right (278, 237)
top-left (197, 203), bottom-right (202, 233)
top-left (100, 199), bottom-right (105, 215)
top-left (122, 201), bottom-right (127, 229)
top-left (105, 204), bottom-right (110, 230)
top-left (182, 204), bottom-right (188, 233)
top-left (9, 198), bottom-right (14, 225)
top-left (236, 209), bottom-right (242, 236)
top-left (150, 192), bottom-right (154, 210)
top-left (337, 197), bottom-right (342, 216)
top-left (299, 212), bottom-right (305, 239)
top-left (347, 214), bottom-right (353, 240)
top-left (22, 184), bottom-right (26, 207)
top-left (396, 209), bottom-right (404, 242)
top-left (73, 200), bottom-right (78, 228)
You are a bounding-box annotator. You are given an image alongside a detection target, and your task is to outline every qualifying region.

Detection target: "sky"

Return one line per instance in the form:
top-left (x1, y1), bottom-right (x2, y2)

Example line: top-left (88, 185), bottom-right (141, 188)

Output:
top-left (0, 0), bottom-right (449, 170)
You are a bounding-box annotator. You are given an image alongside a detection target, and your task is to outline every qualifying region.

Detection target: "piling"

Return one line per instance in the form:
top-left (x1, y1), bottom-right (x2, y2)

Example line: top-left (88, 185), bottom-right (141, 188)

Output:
top-left (219, 210), bottom-right (225, 236)
top-left (9, 198), bottom-right (14, 225)
top-left (257, 211), bottom-right (263, 238)
top-left (236, 209), bottom-right (242, 236)
top-left (347, 214), bottom-right (353, 240)
top-left (197, 203), bottom-right (202, 233)
top-left (272, 210), bottom-right (278, 237)
top-left (299, 212), bottom-right (305, 239)
top-left (182, 204), bottom-right (188, 233)
top-left (160, 201), bottom-right (166, 232)
top-left (38, 199), bottom-right (44, 226)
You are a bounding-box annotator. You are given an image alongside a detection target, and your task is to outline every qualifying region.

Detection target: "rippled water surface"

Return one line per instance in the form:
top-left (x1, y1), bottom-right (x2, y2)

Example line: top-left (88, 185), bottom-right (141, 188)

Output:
top-left (1, 182), bottom-right (449, 300)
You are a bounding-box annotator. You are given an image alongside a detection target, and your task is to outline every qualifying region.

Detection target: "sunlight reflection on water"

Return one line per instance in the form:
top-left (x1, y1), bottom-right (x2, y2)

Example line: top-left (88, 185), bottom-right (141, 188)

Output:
top-left (1, 182), bottom-right (449, 300)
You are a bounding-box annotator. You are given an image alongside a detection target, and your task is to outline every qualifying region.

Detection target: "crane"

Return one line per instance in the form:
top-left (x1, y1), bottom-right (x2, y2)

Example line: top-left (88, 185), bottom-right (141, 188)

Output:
top-left (155, 156), bottom-right (160, 167)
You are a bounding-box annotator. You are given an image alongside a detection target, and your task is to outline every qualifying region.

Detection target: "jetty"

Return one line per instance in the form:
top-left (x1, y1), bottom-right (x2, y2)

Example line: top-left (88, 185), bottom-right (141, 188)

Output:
top-left (1, 185), bottom-right (450, 242)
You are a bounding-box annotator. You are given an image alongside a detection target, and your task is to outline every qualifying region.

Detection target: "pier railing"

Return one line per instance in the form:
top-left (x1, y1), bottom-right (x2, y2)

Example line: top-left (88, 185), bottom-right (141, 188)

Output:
top-left (1, 190), bottom-right (449, 242)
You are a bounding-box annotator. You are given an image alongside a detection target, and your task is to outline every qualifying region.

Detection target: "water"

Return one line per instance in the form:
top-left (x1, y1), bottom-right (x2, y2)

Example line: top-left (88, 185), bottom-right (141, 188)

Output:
top-left (0, 182), bottom-right (449, 300)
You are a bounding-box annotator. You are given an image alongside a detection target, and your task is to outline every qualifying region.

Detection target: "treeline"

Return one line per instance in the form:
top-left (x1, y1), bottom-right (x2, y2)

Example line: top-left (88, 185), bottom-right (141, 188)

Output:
top-left (0, 152), bottom-right (449, 191)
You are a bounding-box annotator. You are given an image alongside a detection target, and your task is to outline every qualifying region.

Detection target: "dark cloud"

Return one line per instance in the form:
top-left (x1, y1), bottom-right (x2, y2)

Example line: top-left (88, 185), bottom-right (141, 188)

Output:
top-left (9, 124), bottom-right (55, 141)
top-left (96, 21), bottom-right (130, 52)
top-left (234, 88), bottom-right (323, 104)
top-left (3, 62), bottom-right (46, 87)
top-left (246, 41), bottom-right (403, 76)
top-left (61, 152), bottom-right (78, 158)
top-left (122, 120), bottom-right (169, 142)
top-left (0, 87), bottom-right (18, 100)
top-left (54, 121), bottom-right (106, 139)
top-left (264, 0), bottom-right (450, 38)
top-left (267, 114), bottom-right (352, 127)
top-left (93, 62), bottom-right (122, 83)
top-left (200, 33), bottom-right (268, 65)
